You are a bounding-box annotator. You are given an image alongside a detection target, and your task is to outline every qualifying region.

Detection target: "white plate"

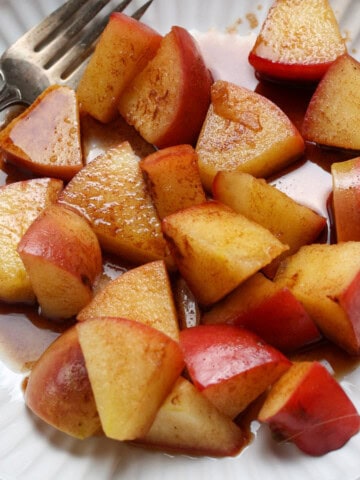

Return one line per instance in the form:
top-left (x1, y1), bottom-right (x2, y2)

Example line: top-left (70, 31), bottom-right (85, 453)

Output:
top-left (1, 1), bottom-right (360, 479)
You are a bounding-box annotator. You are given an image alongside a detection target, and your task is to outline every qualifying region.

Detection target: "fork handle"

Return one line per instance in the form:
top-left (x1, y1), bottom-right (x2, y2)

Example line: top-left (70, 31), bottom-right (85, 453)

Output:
top-left (0, 70), bottom-right (23, 111)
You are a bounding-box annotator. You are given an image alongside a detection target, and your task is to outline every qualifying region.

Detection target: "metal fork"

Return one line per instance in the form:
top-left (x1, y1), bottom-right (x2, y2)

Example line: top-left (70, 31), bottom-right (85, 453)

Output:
top-left (0, 0), bottom-right (154, 113)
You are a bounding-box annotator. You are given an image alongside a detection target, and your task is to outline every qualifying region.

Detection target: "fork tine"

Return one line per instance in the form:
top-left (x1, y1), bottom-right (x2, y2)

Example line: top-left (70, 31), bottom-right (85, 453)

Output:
top-left (50, 0), bottom-right (155, 84)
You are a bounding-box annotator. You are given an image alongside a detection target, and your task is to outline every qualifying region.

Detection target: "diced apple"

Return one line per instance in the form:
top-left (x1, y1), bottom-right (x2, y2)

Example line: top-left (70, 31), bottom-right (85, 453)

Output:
top-left (77, 317), bottom-right (184, 441)
top-left (17, 204), bottom-right (102, 320)
top-left (331, 157), bottom-right (360, 241)
top-left (58, 141), bottom-right (168, 264)
top-left (302, 54), bottom-right (360, 151)
top-left (162, 201), bottom-right (288, 306)
top-left (212, 171), bottom-right (326, 277)
top-left (77, 260), bottom-right (179, 341)
top-left (196, 80), bottom-right (304, 191)
top-left (81, 114), bottom-right (155, 164)
top-left (248, 0), bottom-right (346, 83)
top-left (258, 361), bottom-right (360, 456)
top-left (77, 12), bottom-right (162, 123)
top-left (137, 376), bottom-right (245, 457)
top-left (180, 324), bottom-right (291, 418)
top-left (118, 26), bottom-right (212, 148)
top-left (274, 242), bottom-right (360, 355)
top-left (202, 272), bottom-right (321, 352)
top-left (0, 85), bottom-right (82, 181)
top-left (140, 144), bottom-right (206, 219)
top-left (0, 178), bottom-right (63, 304)
top-left (25, 325), bottom-right (101, 439)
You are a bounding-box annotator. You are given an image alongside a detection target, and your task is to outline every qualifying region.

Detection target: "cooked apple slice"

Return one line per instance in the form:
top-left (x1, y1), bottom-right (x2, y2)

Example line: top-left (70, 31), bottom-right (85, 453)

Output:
top-left (302, 54), bottom-right (360, 151)
top-left (213, 171), bottom-right (326, 277)
top-left (77, 12), bottom-right (162, 123)
top-left (25, 325), bottom-right (101, 439)
top-left (118, 26), bottom-right (212, 148)
top-left (258, 361), bottom-right (360, 456)
top-left (0, 85), bottom-right (83, 181)
top-left (58, 141), bottom-right (168, 264)
top-left (248, 0), bottom-right (346, 83)
top-left (180, 324), bottom-right (291, 418)
top-left (331, 157), bottom-right (360, 241)
top-left (140, 144), bottom-right (206, 219)
top-left (162, 201), bottom-right (288, 306)
top-left (196, 80), bottom-right (304, 191)
top-left (77, 317), bottom-right (184, 441)
top-left (202, 272), bottom-right (321, 352)
top-left (275, 242), bottom-right (360, 355)
top-left (137, 376), bottom-right (245, 456)
top-left (77, 260), bottom-right (179, 341)
top-left (0, 178), bottom-right (63, 304)
top-left (17, 204), bottom-right (102, 320)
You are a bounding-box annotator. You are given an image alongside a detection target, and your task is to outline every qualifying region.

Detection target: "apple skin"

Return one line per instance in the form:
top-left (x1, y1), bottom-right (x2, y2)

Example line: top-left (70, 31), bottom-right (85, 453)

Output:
top-left (118, 26), bottom-right (213, 148)
top-left (258, 361), bottom-right (360, 456)
top-left (24, 325), bottom-right (101, 439)
top-left (331, 157), bottom-right (360, 241)
top-left (248, 0), bottom-right (346, 83)
top-left (202, 273), bottom-right (321, 353)
top-left (77, 12), bottom-right (162, 123)
top-left (179, 324), bottom-right (291, 418)
top-left (0, 85), bottom-right (82, 181)
top-left (17, 204), bottom-right (102, 320)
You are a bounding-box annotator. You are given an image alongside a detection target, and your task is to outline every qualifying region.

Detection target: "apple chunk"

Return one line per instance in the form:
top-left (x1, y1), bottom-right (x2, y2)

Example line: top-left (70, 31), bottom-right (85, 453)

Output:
top-left (118, 26), bottom-right (212, 148)
top-left (17, 204), bottom-right (102, 320)
top-left (196, 80), bottom-right (304, 191)
top-left (213, 171), bottom-right (326, 277)
top-left (137, 376), bottom-right (245, 457)
top-left (162, 201), bottom-right (288, 306)
top-left (248, 0), bottom-right (346, 83)
top-left (180, 324), bottom-right (291, 418)
top-left (0, 178), bottom-right (63, 304)
top-left (77, 317), bottom-right (184, 441)
top-left (331, 157), bottom-right (360, 241)
top-left (77, 260), bottom-right (179, 341)
top-left (77, 12), bottom-right (162, 123)
top-left (275, 242), bottom-right (360, 355)
top-left (25, 325), bottom-right (101, 439)
top-left (0, 85), bottom-right (83, 181)
top-left (202, 272), bottom-right (321, 353)
top-left (302, 54), bottom-right (360, 151)
top-left (58, 141), bottom-right (168, 264)
top-left (258, 361), bottom-right (360, 456)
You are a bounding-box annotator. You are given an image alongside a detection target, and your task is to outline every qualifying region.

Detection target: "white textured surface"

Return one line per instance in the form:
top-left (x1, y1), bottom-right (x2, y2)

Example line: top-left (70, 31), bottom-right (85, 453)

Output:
top-left (1, 1), bottom-right (360, 480)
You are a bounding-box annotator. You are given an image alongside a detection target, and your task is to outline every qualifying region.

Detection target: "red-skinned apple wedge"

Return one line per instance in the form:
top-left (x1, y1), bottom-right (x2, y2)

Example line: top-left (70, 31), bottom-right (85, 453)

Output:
top-left (302, 54), bottom-right (360, 151)
top-left (77, 317), bottom-right (184, 441)
top-left (77, 260), bottom-right (180, 341)
top-left (140, 144), bottom-right (206, 219)
top-left (137, 376), bottom-right (246, 457)
top-left (212, 171), bottom-right (326, 277)
top-left (248, 0), bottom-right (346, 83)
top-left (17, 204), bottom-right (102, 320)
top-left (0, 178), bottom-right (63, 304)
top-left (258, 361), bottom-right (360, 456)
top-left (77, 12), bottom-right (162, 123)
top-left (179, 324), bottom-right (291, 418)
top-left (118, 26), bottom-right (212, 148)
top-left (162, 201), bottom-right (288, 306)
top-left (331, 157), bottom-right (360, 241)
top-left (0, 85), bottom-right (83, 181)
top-left (58, 141), bottom-right (168, 265)
top-left (25, 325), bottom-right (101, 439)
top-left (274, 242), bottom-right (360, 355)
top-left (196, 80), bottom-right (304, 191)
top-left (202, 272), bottom-right (321, 353)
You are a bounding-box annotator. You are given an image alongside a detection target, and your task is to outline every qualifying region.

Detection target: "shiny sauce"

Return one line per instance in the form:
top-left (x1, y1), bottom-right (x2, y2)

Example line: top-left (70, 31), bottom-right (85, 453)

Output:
top-left (0, 30), bottom-right (359, 384)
